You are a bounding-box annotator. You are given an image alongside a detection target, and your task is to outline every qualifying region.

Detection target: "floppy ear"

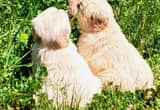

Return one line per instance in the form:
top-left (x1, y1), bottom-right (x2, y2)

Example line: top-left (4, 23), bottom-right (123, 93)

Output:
top-left (89, 13), bottom-right (108, 32)
top-left (53, 29), bottom-right (70, 49)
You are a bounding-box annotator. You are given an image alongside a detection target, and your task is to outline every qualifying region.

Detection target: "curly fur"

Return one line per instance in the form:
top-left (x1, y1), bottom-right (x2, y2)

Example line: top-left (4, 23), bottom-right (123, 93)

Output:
top-left (68, 0), bottom-right (154, 91)
top-left (32, 7), bottom-right (101, 106)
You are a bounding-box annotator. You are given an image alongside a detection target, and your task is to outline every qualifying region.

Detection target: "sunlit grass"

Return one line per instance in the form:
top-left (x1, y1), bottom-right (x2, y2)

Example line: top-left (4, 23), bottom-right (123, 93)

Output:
top-left (0, 0), bottom-right (159, 109)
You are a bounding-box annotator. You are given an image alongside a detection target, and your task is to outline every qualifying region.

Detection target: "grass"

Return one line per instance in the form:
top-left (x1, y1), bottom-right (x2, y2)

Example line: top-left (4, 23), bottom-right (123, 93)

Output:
top-left (0, 0), bottom-right (160, 109)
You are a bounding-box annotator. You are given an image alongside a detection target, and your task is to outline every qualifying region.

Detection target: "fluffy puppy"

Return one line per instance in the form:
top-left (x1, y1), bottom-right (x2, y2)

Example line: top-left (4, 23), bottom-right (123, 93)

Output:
top-left (68, 0), bottom-right (154, 91)
top-left (32, 7), bottom-right (101, 107)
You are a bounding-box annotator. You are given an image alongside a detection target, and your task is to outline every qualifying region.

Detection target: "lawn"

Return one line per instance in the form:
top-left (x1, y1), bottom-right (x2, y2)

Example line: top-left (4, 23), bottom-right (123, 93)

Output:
top-left (0, 0), bottom-right (160, 109)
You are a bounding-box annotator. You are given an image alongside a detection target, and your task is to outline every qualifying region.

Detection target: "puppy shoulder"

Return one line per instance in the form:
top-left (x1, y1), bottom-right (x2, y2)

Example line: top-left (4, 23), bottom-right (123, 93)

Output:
top-left (67, 41), bottom-right (77, 52)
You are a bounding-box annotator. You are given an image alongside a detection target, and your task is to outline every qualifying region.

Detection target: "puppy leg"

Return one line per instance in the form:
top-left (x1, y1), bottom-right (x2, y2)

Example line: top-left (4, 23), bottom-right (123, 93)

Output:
top-left (97, 71), bottom-right (136, 92)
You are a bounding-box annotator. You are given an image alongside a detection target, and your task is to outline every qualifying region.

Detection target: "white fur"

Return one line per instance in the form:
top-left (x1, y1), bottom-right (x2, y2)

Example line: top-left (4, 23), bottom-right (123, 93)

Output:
top-left (32, 7), bottom-right (101, 106)
top-left (68, 0), bottom-right (154, 91)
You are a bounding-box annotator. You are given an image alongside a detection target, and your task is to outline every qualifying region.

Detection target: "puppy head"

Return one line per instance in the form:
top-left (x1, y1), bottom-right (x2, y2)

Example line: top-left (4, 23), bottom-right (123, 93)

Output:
top-left (68, 0), bottom-right (114, 33)
top-left (32, 7), bottom-right (71, 49)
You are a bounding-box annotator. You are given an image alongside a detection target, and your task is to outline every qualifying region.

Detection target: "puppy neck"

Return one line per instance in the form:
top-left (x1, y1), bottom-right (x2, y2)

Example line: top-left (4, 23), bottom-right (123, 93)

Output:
top-left (80, 28), bottom-right (108, 38)
top-left (41, 40), bottom-right (77, 52)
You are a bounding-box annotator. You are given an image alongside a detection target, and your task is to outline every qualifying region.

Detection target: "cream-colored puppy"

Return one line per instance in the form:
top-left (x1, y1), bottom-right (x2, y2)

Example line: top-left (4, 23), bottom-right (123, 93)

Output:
top-left (32, 7), bottom-right (101, 107)
top-left (68, 0), bottom-right (154, 91)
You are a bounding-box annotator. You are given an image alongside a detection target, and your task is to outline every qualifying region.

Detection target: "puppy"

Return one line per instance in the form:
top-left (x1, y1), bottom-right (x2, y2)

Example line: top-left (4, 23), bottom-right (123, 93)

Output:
top-left (32, 7), bottom-right (101, 107)
top-left (68, 0), bottom-right (154, 91)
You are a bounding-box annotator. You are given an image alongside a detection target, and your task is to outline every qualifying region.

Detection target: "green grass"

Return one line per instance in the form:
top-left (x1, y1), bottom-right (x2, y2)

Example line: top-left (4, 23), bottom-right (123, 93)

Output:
top-left (0, 0), bottom-right (160, 109)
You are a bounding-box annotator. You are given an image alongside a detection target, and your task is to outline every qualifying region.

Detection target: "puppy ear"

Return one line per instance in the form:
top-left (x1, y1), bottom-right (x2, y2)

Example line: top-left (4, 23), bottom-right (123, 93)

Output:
top-left (89, 13), bottom-right (108, 32)
top-left (52, 29), bottom-right (70, 49)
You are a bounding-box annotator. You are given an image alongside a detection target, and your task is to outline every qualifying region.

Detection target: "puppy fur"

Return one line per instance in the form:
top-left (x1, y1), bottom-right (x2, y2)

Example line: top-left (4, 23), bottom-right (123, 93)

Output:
top-left (68, 0), bottom-right (154, 91)
top-left (32, 7), bottom-right (101, 106)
